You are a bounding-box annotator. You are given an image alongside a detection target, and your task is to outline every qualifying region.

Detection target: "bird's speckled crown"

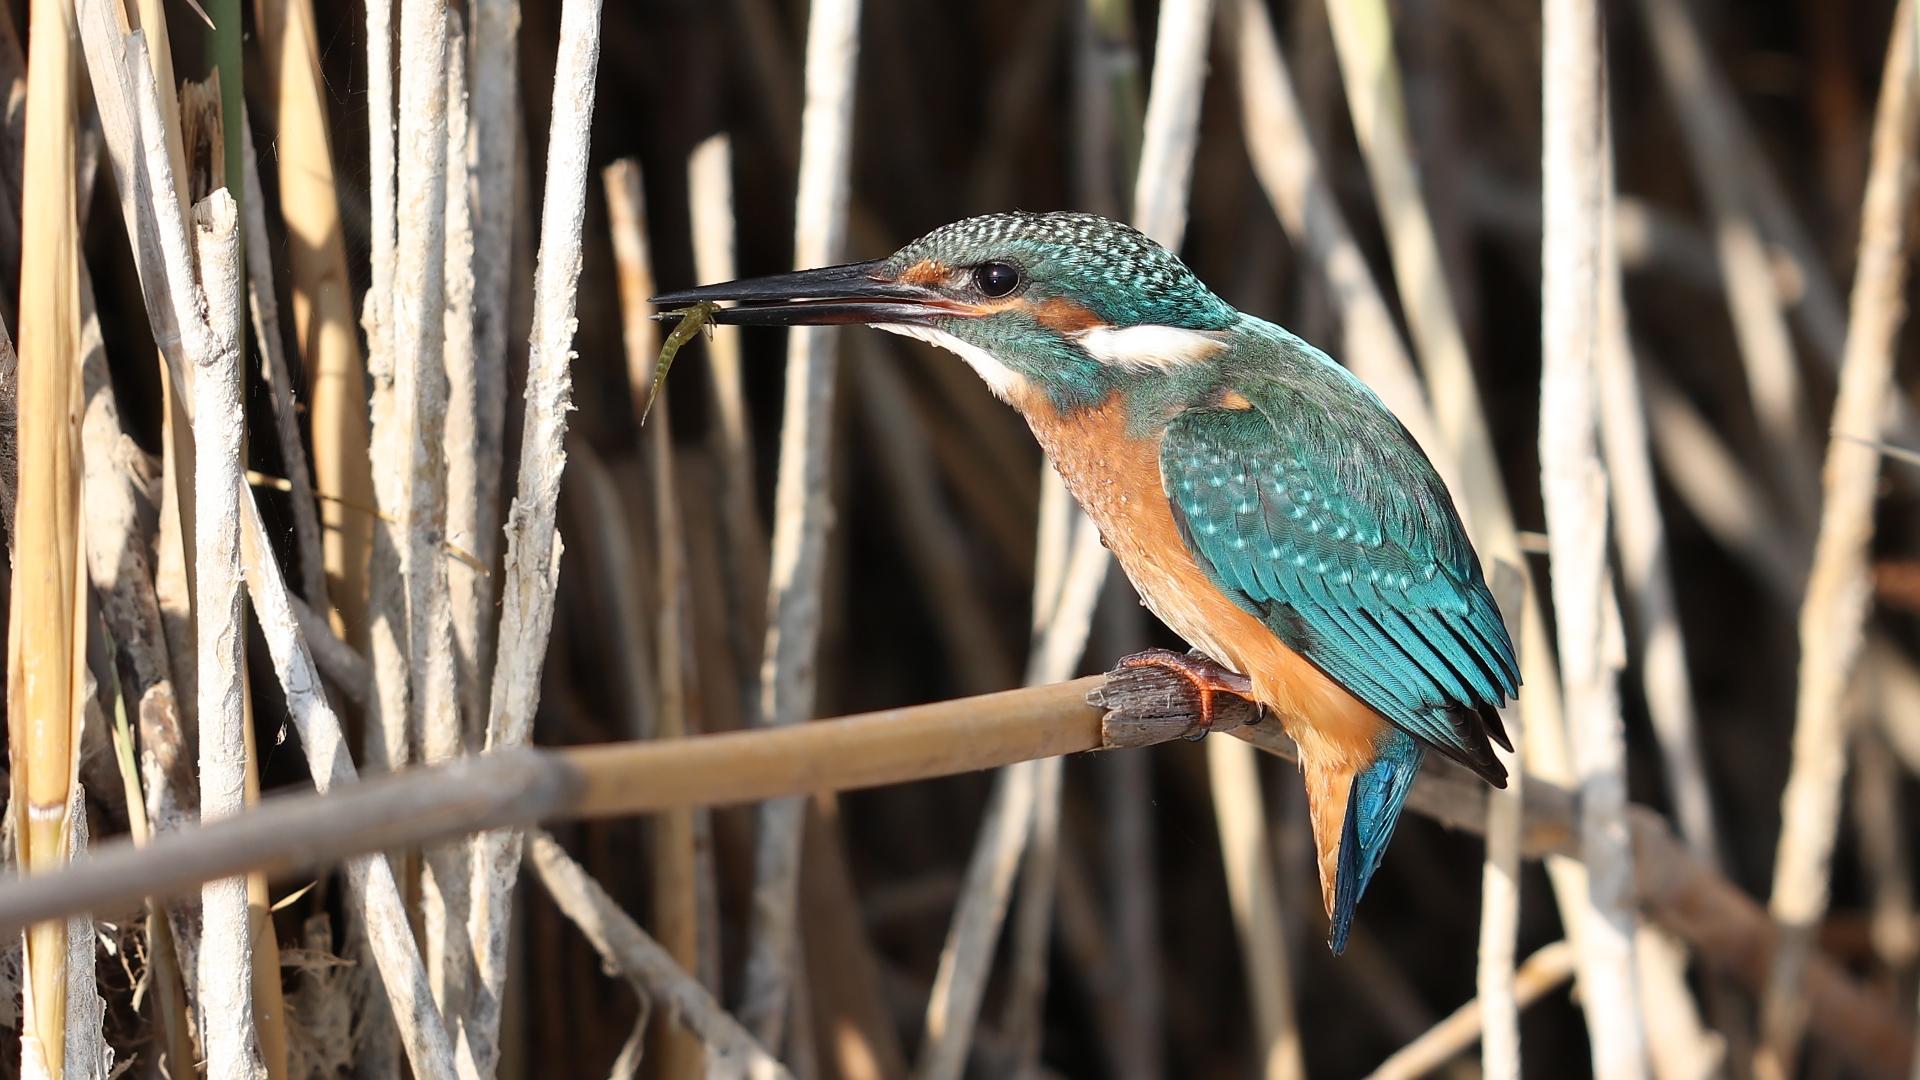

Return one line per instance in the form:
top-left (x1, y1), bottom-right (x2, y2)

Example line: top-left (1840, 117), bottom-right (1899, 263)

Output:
top-left (883, 211), bottom-right (1239, 331)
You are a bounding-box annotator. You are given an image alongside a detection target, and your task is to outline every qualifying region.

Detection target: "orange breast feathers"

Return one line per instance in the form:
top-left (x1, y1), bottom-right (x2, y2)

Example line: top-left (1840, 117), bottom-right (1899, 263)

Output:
top-left (1018, 392), bottom-right (1394, 911)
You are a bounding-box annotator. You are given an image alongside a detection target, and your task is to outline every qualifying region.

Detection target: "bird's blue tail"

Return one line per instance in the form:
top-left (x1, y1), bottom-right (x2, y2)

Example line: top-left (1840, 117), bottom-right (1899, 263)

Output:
top-left (1329, 732), bottom-right (1425, 953)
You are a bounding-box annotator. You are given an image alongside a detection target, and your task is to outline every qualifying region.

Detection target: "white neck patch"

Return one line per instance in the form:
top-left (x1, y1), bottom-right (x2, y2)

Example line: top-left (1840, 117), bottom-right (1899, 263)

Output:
top-left (877, 323), bottom-right (1031, 403)
top-left (1071, 324), bottom-right (1228, 370)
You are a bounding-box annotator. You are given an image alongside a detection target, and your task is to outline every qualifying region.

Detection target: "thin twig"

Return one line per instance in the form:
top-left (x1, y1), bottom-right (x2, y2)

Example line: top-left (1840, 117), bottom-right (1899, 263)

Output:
top-left (239, 116), bottom-right (330, 612)
top-left (1541, 4), bottom-right (1646, 1075)
top-left (526, 832), bottom-right (794, 1080)
top-left (740, 0), bottom-right (864, 1048)
top-left (1760, 4), bottom-right (1920, 1076)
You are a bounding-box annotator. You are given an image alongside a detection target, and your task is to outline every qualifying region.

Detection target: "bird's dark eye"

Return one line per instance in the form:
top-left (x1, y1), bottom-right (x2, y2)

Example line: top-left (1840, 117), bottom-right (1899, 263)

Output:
top-left (972, 262), bottom-right (1021, 298)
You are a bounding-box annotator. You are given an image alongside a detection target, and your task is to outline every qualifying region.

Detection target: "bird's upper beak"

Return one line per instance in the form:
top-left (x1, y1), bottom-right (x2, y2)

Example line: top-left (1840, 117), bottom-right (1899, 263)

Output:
top-left (650, 259), bottom-right (955, 327)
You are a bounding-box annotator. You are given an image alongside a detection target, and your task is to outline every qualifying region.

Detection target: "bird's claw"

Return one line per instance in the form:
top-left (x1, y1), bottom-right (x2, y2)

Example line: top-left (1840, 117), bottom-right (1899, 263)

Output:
top-left (1114, 648), bottom-right (1256, 739)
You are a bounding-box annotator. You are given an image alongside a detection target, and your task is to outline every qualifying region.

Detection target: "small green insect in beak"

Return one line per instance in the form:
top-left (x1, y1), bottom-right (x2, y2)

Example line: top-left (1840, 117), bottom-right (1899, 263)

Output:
top-left (641, 300), bottom-right (721, 426)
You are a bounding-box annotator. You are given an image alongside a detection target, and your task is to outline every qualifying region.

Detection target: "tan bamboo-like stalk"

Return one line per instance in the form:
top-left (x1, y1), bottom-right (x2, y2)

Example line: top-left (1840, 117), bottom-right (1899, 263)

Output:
top-left (527, 833), bottom-right (795, 1080)
top-left (688, 134), bottom-right (769, 689)
top-left (0, 678), bottom-right (1910, 1077)
top-left (469, 0), bottom-right (607, 1067)
top-left (1365, 942), bottom-right (1578, 1080)
top-left (189, 189), bottom-right (268, 1080)
top-left (1760, 4), bottom-right (1920, 1076)
top-left (11, 0), bottom-right (86, 1060)
top-left (740, 0), bottom-right (864, 1048)
top-left (1542, 2), bottom-right (1646, 1074)
top-left (10, 0), bottom-right (85, 1061)
top-left (253, 0), bottom-right (376, 647)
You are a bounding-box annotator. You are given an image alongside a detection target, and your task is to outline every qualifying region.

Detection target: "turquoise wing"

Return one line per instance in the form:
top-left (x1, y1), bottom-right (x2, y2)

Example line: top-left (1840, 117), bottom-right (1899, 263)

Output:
top-left (1159, 397), bottom-right (1518, 783)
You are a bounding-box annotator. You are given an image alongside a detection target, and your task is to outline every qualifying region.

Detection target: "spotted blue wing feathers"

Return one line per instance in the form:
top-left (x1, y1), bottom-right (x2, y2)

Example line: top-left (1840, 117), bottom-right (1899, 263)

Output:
top-left (1160, 399), bottom-right (1519, 780)
top-left (1331, 731), bottom-right (1425, 953)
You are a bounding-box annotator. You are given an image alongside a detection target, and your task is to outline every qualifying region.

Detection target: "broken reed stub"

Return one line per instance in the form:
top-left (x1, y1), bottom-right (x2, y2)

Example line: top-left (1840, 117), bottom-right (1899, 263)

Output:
top-left (1089, 655), bottom-right (1266, 749)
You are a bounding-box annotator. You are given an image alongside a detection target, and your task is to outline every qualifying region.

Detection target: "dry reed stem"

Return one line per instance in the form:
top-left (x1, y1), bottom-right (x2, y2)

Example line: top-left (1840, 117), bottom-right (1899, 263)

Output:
top-left (1210, 734), bottom-right (1306, 1080)
top-left (442, 9), bottom-right (497, 754)
top-left (567, 443), bottom-right (658, 742)
top-left (253, 0), bottom-right (376, 648)
top-left (419, 14), bottom-right (481, 1064)
top-left (239, 118), bottom-right (329, 611)
top-left (470, 0), bottom-right (605, 1066)
top-left (11, 0), bottom-right (86, 1061)
top-left (741, 0), bottom-right (863, 1047)
top-left (913, 760), bottom-right (1039, 1080)
top-left (1596, 256), bottom-right (1717, 867)
top-left (238, 491), bottom-right (461, 1080)
top-left (602, 159), bottom-right (660, 427)
top-left (650, 407), bottom-right (709, 1080)
top-left (61, 796), bottom-right (107, 1080)
top-left (1635, 927), bottom-right (1724, 1080)
top-left (687, 135), bottom-right (769, 692)
top-left (1364, 942), bottom-right (1577, 1080)
top-left (288, 592), bottom-right (371, 708)
top-left (1760, 3), bottom-right (1920, 1075)
top-left (527, 832), bottom-right (795, 1080)
top-left (188, 190), bottom-right (268, 1080)
top-left (1634, 0), bottom-right (1818, 514)
top-left (1542, 4), bottom-right (1647, 1074)
top-left (1477, 569), bottom-right (1526, 1080)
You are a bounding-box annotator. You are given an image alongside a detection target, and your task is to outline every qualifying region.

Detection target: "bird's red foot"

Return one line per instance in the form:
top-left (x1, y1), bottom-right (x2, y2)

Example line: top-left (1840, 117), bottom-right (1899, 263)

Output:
top-left (1115, 648), bottom-right (1256, 739)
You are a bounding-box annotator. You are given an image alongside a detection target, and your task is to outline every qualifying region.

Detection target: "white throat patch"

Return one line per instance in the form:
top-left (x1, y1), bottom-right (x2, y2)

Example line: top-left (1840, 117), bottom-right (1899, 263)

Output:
top-left (877, 323), bottom-right (1031, 403)
top-left (1071, 324), bottom-right (1228, 370)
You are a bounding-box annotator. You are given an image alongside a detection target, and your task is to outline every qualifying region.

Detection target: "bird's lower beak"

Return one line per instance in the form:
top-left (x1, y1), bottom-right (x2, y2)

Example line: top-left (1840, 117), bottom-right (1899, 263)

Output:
top-left (650, 259), bottom-right (953, 327)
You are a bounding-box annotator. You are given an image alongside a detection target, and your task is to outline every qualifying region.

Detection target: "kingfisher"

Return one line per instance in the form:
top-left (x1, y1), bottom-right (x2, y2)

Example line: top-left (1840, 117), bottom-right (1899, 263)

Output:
top-left (653, 211), bottom-right (1518, 952)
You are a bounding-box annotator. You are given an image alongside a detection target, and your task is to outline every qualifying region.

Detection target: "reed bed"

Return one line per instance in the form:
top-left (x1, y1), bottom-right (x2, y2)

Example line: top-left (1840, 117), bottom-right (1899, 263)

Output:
top-left (4, 0), bottom-right (1920, 1077)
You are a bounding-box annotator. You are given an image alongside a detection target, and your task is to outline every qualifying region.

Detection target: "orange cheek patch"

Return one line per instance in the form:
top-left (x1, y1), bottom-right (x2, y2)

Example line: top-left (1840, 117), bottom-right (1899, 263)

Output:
top-left (1219, 391), bottom-right (1253, 410)
top-left (1028, 297), bottom-right (1107, 333)
top-left (896, 258), bottom-right (949, 287)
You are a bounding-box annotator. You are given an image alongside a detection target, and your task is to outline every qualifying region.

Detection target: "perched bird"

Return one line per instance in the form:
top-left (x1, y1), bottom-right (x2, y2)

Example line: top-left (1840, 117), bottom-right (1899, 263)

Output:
top-left (653, 211), bottom-right (1518, 951)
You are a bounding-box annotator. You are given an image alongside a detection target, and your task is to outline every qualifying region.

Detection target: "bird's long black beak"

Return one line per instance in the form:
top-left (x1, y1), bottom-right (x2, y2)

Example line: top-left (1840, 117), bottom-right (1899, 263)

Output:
top-left (650, 259), bottom-right (952, 327)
